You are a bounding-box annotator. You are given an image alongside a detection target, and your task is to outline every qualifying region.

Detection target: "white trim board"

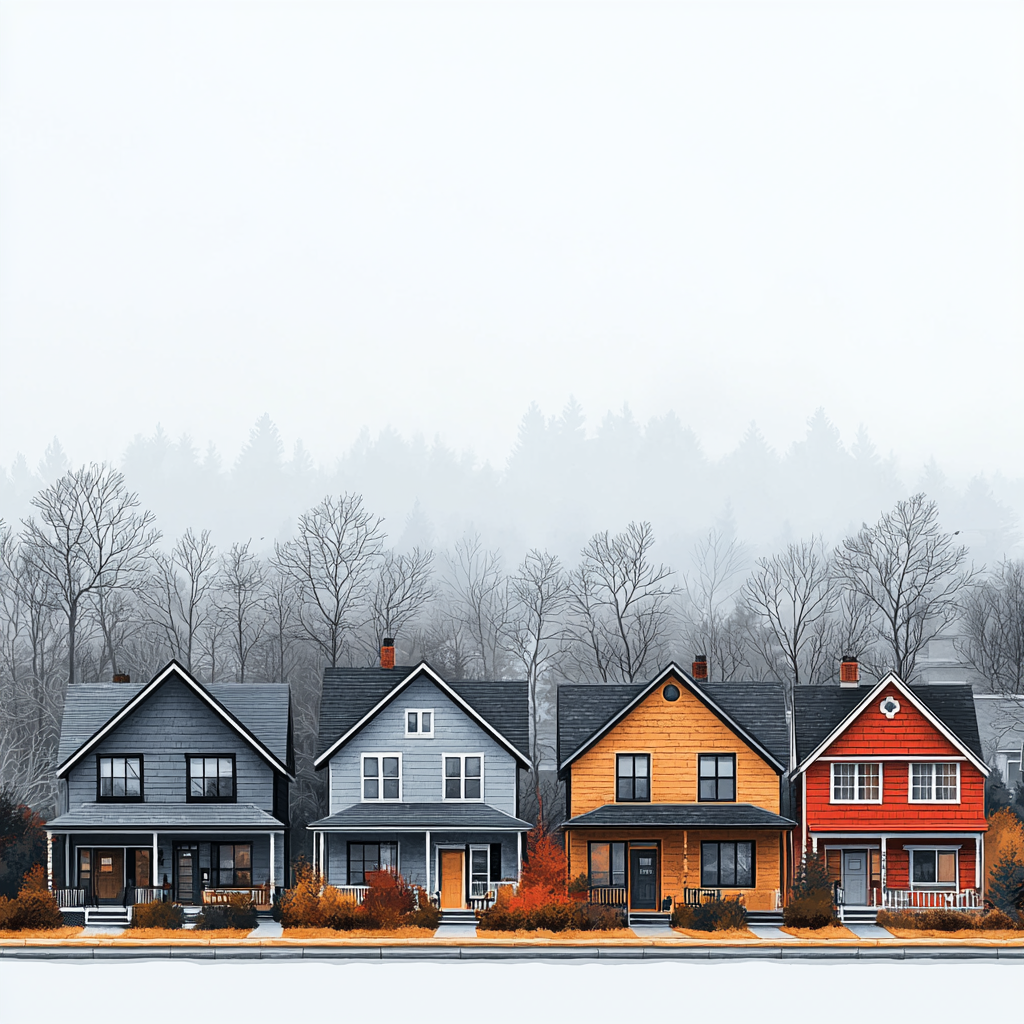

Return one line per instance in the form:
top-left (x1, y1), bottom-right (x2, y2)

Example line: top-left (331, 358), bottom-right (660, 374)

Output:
top-left (55, 661), bottom-right (293, 779)
top-left (314, 663), bottom-right (530, 769)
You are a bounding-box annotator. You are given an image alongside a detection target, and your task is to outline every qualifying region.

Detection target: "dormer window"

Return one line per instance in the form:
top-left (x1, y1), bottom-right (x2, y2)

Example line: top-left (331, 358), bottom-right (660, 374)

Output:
top-left (97, 756), bottom-right (143, 801)
top-left (405, 709), bottom-right (434, 738)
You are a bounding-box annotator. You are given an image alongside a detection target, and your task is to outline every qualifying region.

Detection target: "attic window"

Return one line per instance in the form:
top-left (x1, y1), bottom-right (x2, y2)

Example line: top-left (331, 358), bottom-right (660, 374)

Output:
top-left (663, 684), bottom-right (680, 702)
top-left (406, 710), bottom-right (434, 738)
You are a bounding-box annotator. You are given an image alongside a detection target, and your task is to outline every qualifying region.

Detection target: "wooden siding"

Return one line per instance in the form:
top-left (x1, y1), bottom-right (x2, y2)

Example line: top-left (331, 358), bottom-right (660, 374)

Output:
top-left (328, 675), bottom-right (517, 814)
top-left (569, 681), bottom-right (781, 817)
top-left (804, 684), bottom-right (986, 832)
top-left (66, 676), bottom-right (275, 810)
top-left (565, 827), bottom-right (784, 911)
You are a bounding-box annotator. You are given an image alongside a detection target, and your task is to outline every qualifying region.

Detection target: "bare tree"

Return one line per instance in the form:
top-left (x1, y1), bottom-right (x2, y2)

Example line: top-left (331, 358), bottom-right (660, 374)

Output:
top-left (680, 528), bottom-right (750, 681)
top-left (564, 522), bottom-right (678, 683)
top-left (20, 464), bottom-right (160, 686)
top-left (273, 493), bottom-right (386, 667)
top-left (955, 559), bottom-right (1024, 694)
top-left (216, 540), bottom-right (266, 684)
top-left (502, 549), bottom-right (569, 826)
top-left (144, 529), bottom-right (217, 671)
top-left (367, 547), bottom-right (435, 661)
top-left (832, 493), bottom-right (978, 681)
top-left (258, 565), bottom-right (302, 685)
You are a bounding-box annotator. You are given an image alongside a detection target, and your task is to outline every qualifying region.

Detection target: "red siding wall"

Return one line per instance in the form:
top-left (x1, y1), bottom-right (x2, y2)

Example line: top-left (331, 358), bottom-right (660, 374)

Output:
top-left (804, 683), bottom-right (987, 833)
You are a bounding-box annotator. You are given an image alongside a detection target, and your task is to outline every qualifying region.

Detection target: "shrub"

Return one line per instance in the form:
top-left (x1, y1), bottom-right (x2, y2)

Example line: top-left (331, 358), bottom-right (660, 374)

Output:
top-left (319, 886), bottom-right (364, 930)
top-left (583, 904), bottom-right (626, 930)
top-left (132, 900), bottom-right (184, 930)
top-left (875, 908), bottom-right (1021, 932)
top-left (362, 870), bottom-right (415, 929)
top-left (194, 894), bottom-right (258, 931)
top-left (783, 851), bottom-right (837, 929)
top-left (671, 897), bottom-right (747, 931)
top-left (406, 888), bottom-right (441, 930)
top-left (979, 908), bottom-right (1021, 931)
top-left (988, 850), bottom-right (1024, 916)
top-left (567, 873), bottom-right (589, 897)
top-left (0, 865), bottom-right (64, 931)
top-left (0, 790), bottom-right (47, 901)
top-left (278, 862), bottom-right (326, 928)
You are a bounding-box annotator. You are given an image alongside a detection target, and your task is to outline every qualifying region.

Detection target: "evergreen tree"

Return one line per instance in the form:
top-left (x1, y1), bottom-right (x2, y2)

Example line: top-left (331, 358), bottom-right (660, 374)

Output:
top-left (987, 851), bottom-right (1024, 916)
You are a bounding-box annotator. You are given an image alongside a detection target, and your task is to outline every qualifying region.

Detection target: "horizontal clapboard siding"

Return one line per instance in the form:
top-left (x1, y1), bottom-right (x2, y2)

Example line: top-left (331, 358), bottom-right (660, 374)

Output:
top-left (329, 675), bottom-right (517, 815)
top-left (67, 676), bottom-right (274, 810)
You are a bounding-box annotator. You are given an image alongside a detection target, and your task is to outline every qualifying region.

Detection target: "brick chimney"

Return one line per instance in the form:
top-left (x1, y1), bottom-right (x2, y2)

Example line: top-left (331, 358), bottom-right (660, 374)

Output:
top-left (112, 673), bottom-right (131, 684)
top-left (380, 638), bottom-right (395, 670)
top-left (839, 656), bottom-right (859, 688)
top-left (691, 654), bottom-right (708, 682)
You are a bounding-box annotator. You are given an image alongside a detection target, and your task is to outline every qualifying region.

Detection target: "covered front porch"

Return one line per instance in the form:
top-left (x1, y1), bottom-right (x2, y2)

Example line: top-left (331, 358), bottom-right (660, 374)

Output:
top-left (44, 802), bottom-right (287, 913)
top-left (307, 802), bottom-right (532, 910)
top-left (563, 803), bottom-right (796, 913)
top-left (810, 830), bottom-right (985, 911)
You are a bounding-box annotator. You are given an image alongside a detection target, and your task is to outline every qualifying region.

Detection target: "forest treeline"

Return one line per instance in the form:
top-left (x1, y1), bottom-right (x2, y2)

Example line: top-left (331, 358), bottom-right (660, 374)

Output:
top-left (2, 449), bottom-right (1023, 844)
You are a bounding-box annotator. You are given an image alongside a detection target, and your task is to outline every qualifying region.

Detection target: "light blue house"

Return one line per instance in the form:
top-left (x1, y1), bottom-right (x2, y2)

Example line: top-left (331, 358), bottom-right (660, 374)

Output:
top-left (308, 647), bottom-right (532, 909)
top-left (45, 661), bottom-right (293, 926)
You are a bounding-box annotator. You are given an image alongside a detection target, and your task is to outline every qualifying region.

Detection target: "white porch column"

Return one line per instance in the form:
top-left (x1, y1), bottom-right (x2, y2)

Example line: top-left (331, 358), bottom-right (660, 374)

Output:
top-left (975, 834), bottom-right (982, 892)
top-left (270, 832), bottom-right (276, 898)
top-left (64, 835), bottom-right (70, 887)
top-left (425, 830), bottom-right (431, 895)
top-left (811, 835), bottom-right (818, 855)
top-left (312, 831), bottom-right (319, 874)
top-left (46, 831), bottom-right (53, 890)
top-left (320, 831), bottom-right (327, 883)
top-left (880, 836), bottom-right (887, 891)
top-left (152, 832), bottom-right (159, 886)
top-left (517, 831), bottom-right (523, 884)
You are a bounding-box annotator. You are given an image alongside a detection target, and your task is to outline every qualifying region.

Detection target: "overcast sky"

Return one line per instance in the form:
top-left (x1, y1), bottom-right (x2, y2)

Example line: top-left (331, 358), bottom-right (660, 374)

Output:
top-left (1, 1), bottom-right (1021, 483)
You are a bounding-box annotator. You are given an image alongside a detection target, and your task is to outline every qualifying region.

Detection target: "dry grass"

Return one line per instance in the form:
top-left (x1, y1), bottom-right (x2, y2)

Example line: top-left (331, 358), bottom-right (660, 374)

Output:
top-left (883, 928), bottom-right (1024, 940)
top-left (281, 927), bottom-right (437, 939)
top-left (781, 925), bottom-right (858, 940)
top-left (117, 928), bottom-right (252, 939)
top-left (673, 928), bottom-right (757, 940)
top-left (477, 929), bottom-right (635, 940)
top-left (0, 927), bottom-right (84, 939)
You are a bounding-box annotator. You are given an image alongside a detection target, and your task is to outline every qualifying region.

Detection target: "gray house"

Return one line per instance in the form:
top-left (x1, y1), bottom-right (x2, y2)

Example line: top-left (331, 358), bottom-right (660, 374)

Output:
top-left (308, 649), bottom-right (532, 910)
top-left (45, 661), bottom-right (293, 926)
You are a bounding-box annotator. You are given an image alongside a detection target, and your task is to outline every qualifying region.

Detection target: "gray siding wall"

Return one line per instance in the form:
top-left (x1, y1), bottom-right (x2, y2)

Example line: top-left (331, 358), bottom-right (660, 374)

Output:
top-left (325, 831), bottom-right (519, 888)
top-left (67, 676), bottom-right (274, 809)
top-left (327, 675), bottom-right (517, 814)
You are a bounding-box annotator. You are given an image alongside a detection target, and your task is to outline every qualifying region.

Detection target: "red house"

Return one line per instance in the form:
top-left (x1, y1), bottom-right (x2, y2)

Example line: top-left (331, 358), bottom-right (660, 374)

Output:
top-left (793, 670), bottom-right (988, 917)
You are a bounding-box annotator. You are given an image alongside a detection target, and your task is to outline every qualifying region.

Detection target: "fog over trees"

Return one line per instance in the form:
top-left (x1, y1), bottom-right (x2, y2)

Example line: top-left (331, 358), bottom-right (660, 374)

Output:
top-left (1, 402), bottom-right (1021, 841)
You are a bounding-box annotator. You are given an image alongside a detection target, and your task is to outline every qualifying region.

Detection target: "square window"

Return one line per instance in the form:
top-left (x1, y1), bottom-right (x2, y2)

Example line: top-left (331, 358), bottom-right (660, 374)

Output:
top-left (588, 842), bottom-right (626, 888)
top-left (348, 842), bottom-right (399, 885)
top-left (186, 754), bottom-right (235, 802)
top-left (405, 709), bottom-right (434, 738)
top-left (698, 754), bottom-right (736, 801)
top-left (443, 754), bottom-right (484, 800)
top-left (97, 756), bottom-right (143, 801)
top-left (616, 753), bottom-right (650, 802)
top-left (910, 763), bottom-right (959, 803)
top-left (831, 763), bottom-right (881, 802)
top-left (701, 841), bottom-right (755, 888)
top-left (362, 754), bottom-right (401, 801)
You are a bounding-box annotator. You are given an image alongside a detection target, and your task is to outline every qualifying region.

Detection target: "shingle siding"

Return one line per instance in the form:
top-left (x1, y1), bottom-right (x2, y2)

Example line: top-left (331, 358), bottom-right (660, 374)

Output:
top-left (328, 675), bottom-right (518, 815)
top-left (66, 676), bottom-right (275, 810)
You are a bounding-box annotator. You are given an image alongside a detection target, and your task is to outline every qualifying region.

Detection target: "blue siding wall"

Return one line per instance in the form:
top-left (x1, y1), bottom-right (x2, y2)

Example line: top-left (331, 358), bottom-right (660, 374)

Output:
top-left (327, 675), bottom-right (518, 815)
top-left (67, 676), bottom-right (275, 809)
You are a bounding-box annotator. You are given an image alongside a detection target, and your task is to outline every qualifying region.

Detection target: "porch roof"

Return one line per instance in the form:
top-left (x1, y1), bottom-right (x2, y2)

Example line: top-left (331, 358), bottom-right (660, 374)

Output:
top-left (562, 803), bottom-right (796, 830)
top-left (307, 802), bottom-right (533, 832)
top-left (45, 802), bottom-right (286, 831)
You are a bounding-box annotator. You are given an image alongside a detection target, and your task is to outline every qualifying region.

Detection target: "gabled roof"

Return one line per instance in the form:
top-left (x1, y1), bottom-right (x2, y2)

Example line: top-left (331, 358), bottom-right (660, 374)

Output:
top-left (307, 802), bottom-right (533, 832)
top-left (55, 661), bottom-right (293, 778)
top-left (794, 673), bottom-right (988, 775)
top-left (563, 803), bottom-right (796, 830)
top-left (314, 662), bottom-right (530, 768)
top-left (557, 664), bottom-right (789, 775)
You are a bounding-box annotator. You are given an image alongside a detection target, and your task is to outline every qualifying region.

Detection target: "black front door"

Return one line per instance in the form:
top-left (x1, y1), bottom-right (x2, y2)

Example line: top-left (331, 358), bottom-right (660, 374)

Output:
top-left (175, 844), bottom-right (200, 905)
top-left (630, 848), bottom-right (658, 910)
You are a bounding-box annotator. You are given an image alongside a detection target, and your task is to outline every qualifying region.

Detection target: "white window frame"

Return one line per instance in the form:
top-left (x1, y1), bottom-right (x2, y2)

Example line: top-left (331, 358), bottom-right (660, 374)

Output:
top-left (441, 753), bottom-right (485, 802)
top-left (829, 762), bottom-right (883, 804)
top-left (405, 709), bottom-right (435, 738)
top-left (905, 845), bottom-right (961, 890)
top-left (361, 752), bottom-right (403, 802)
top-left (469, 844), bottom-right (491, 898)
top-left (908, 762), bottom-right (960, 804)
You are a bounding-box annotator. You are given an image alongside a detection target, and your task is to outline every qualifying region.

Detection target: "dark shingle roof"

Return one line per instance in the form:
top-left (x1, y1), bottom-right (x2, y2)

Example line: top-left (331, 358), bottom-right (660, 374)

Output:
top-left (316, 665), bottom-right (529, 761)
top-left (57, 678), bottom-right (291, 768)
top-left (794, 682), bottom-right (984, 764)
top-left (307, 802), bottom-right (533, 831)
top-left (563, 803), bottom-right (796, 830)
top-left (556, 677), bottom-right (789, 771)
top-left (46, 802), bottom-right (285, 829)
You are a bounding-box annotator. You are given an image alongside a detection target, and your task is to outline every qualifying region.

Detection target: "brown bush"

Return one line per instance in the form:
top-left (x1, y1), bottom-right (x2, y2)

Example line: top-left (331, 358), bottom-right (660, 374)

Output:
top-left (0, 865), bottom-right (64, 930)
top-left (877, 907), bottom-right (1022, 932)
top-left (132, 901), bottom-right (184, 929)
top-left (361, 870), bottom-right (415, 929)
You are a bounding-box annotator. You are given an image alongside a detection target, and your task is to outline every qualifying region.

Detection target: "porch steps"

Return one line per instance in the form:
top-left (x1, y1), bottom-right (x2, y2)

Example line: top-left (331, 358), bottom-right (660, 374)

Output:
top-left (440, 910), bottom-right (479, 926)
top-left (629, 912), bottom-right (672, 927)
top-left (840, 907), bottom-right (879, 925)
top-left (745, 910), bottom-right (784, 927)
top-left (84, 907), bottom-right (131, 927)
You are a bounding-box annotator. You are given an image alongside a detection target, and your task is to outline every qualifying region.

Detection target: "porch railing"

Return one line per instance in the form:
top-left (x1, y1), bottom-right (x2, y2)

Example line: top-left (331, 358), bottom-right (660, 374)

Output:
top-left (201, 884), bottom-right (272, 907)
top-left (51, 887), bottom-right (86, 909)
top-left (682, 888), bottom-right (721, 907)
top-left (588, 886), bottom-right (627, 907)
top-left (131, 887), bottom-right (166, 905)
top-left (882, 888), bottom-right (980, 910)
top-left (468, 880), bottom-right (517, 910)
top-left (329, 885), bottom-right (370, 905)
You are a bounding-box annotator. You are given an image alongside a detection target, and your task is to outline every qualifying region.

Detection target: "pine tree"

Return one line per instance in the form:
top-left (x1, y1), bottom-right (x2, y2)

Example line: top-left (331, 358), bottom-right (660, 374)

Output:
top-left (987, 852), bottom-right (1024, 916)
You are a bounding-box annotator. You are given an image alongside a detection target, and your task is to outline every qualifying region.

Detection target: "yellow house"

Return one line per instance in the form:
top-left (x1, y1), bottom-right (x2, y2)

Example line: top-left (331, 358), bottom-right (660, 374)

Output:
top-left (559, 664), bottom-right (795, 921)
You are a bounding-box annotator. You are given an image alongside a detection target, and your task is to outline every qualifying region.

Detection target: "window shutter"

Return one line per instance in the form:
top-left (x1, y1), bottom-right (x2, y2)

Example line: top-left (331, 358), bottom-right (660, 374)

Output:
top-left (490, 843), bottom-right (502, 881)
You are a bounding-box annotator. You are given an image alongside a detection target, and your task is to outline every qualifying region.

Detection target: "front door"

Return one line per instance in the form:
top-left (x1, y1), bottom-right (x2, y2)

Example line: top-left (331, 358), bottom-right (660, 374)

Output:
top-left (843, 850), bottom-right (868, 906)
top-left (94, 849), bottom-right (124, 902)
top-left (175, 844), bottom-right (200, 904)
top-left (440, 850), bottom-right (464, 909)
top-left (629, 848), bottom-right (658, 910)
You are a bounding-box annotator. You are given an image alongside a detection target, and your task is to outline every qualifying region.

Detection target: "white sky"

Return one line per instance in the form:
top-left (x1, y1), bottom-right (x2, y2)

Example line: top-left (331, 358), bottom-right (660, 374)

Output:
top-left (1, 1), bottom-right (1022, 481)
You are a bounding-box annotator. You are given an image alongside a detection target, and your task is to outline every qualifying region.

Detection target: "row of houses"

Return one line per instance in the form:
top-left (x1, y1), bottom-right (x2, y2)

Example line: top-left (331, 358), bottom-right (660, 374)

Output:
top-left (42, 643), bottom-right (1024, 926)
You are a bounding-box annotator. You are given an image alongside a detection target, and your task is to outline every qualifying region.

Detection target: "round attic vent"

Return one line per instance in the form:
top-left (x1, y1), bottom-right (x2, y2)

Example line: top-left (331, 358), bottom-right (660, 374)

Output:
top-left (663, 684), bottom-right (681, 702)
top-left (880, 695), bottom-right (901, 719)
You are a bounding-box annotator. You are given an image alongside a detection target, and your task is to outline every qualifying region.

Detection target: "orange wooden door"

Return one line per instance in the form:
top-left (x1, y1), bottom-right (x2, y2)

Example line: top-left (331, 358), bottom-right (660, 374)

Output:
top-left (440, 850), bottom-right (464, 909)
top-left (95, 849), bottom-right (123, 900)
